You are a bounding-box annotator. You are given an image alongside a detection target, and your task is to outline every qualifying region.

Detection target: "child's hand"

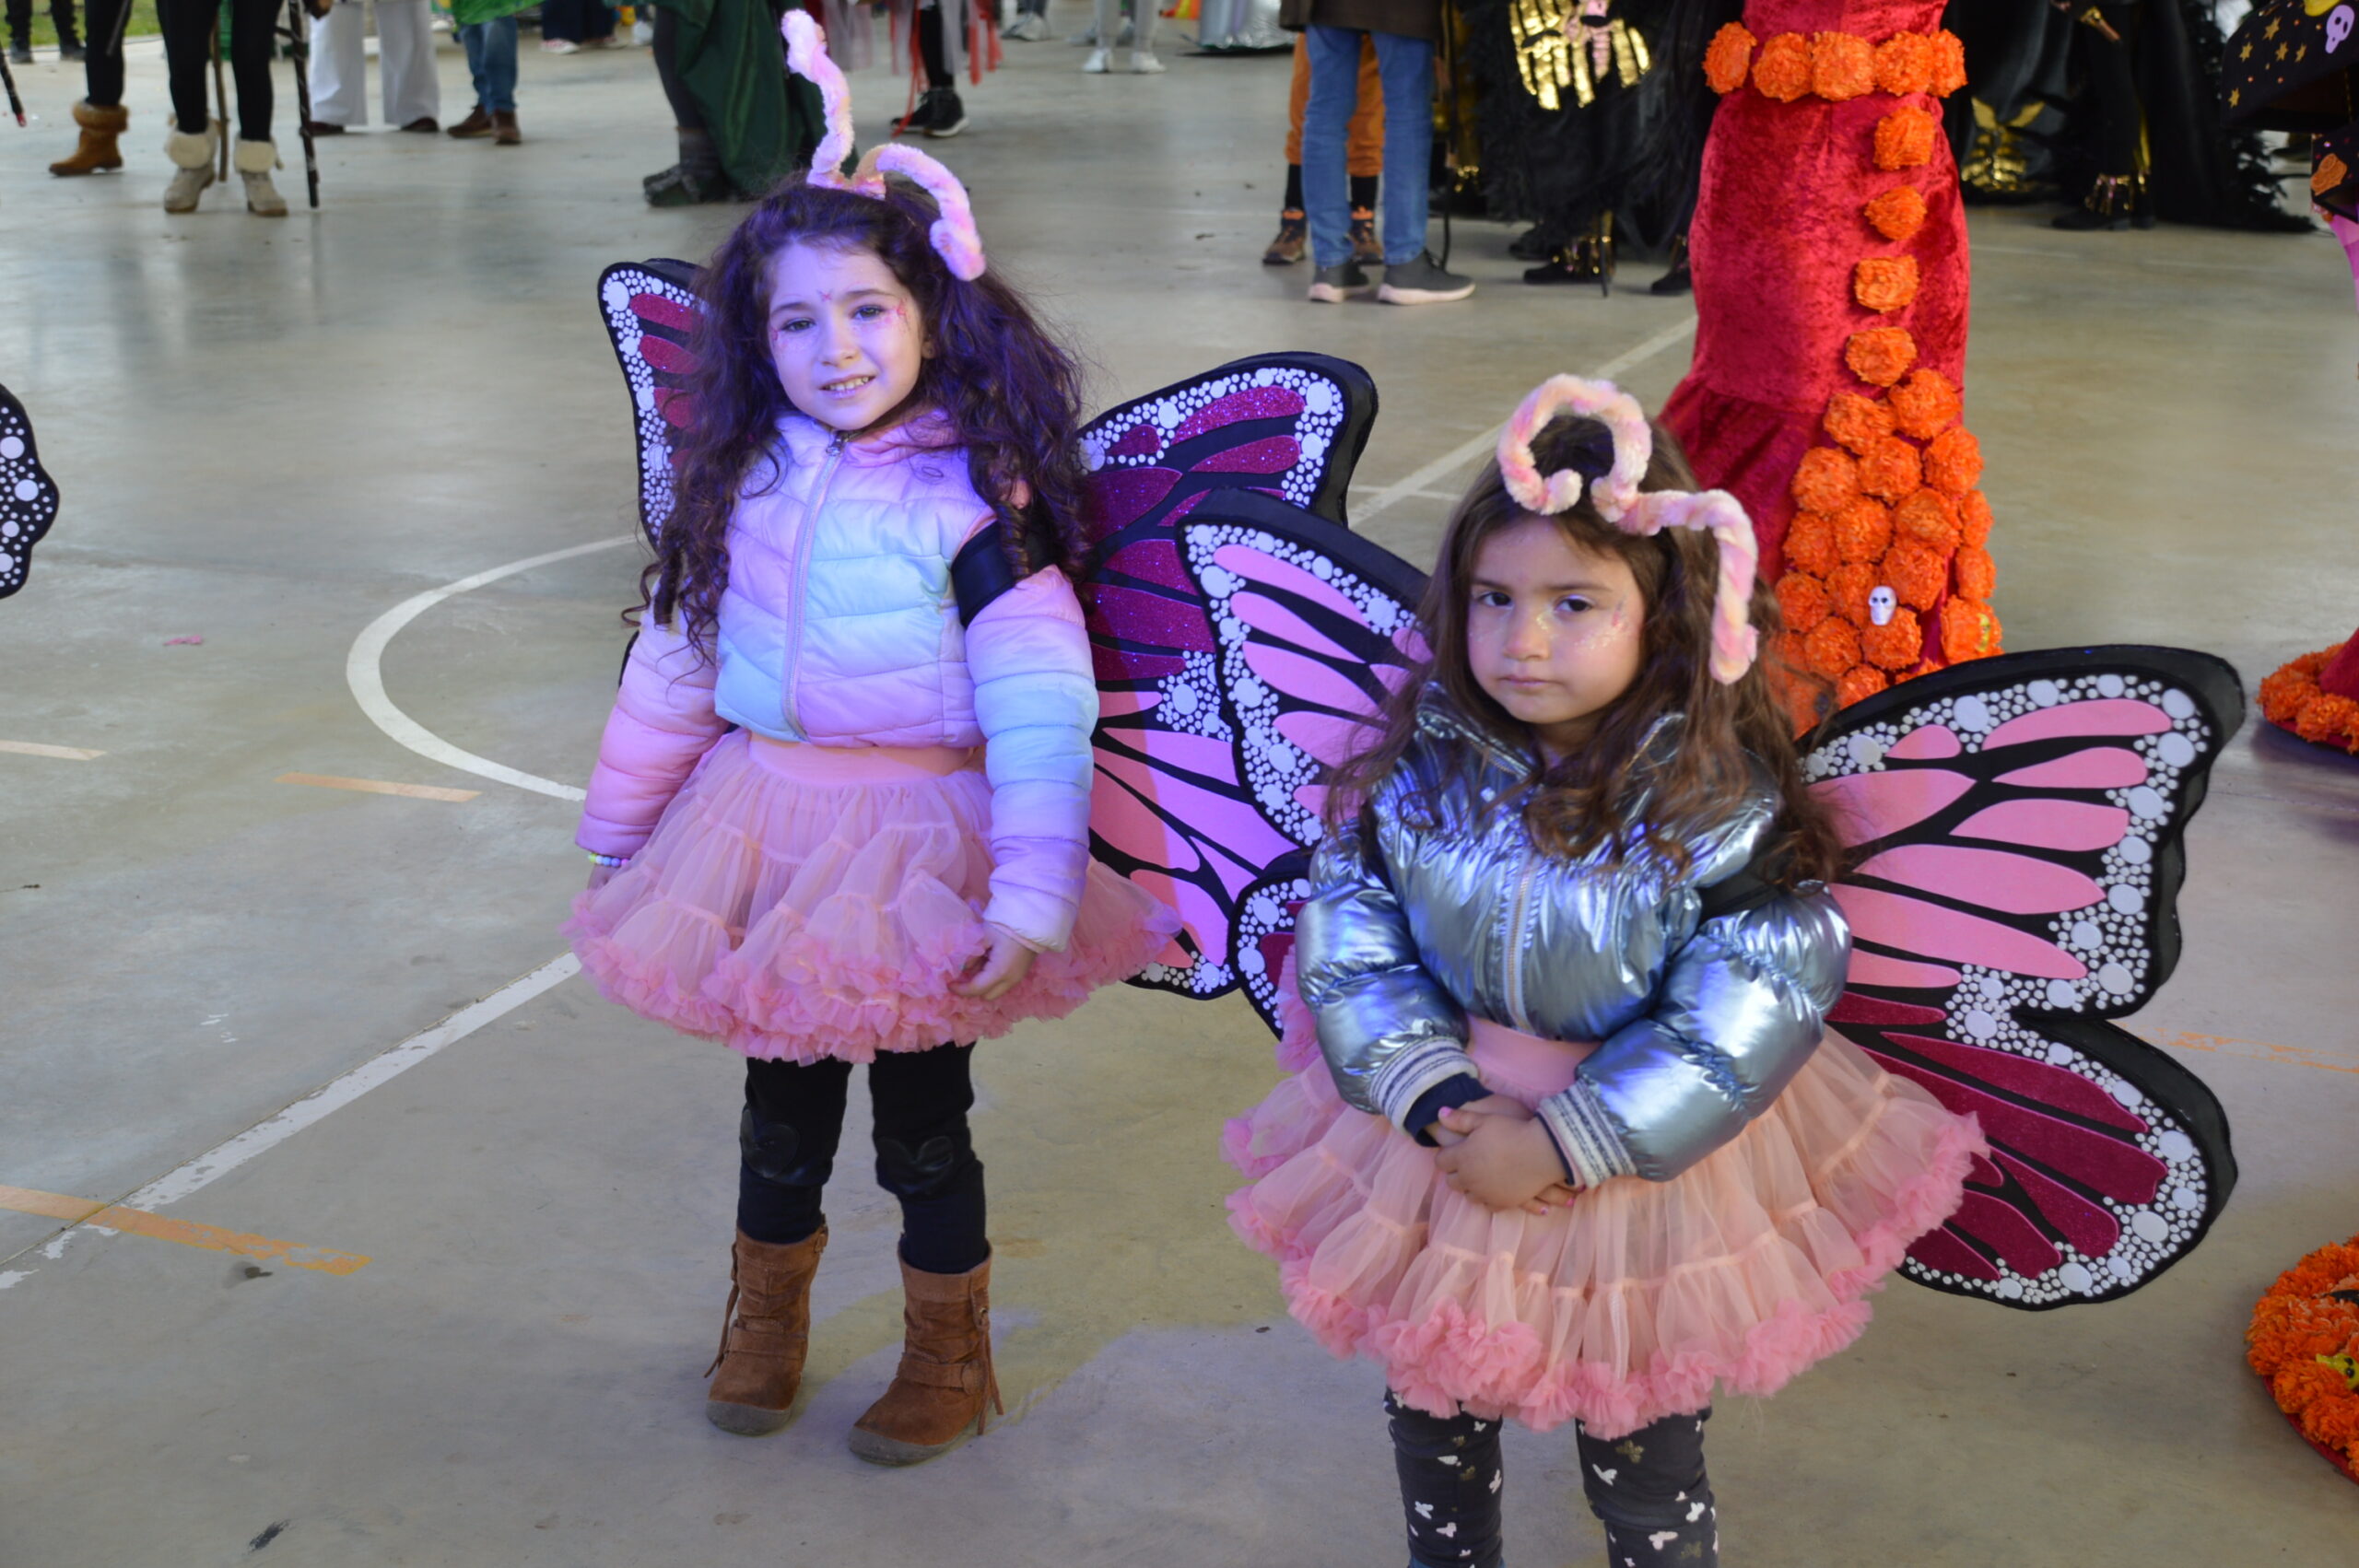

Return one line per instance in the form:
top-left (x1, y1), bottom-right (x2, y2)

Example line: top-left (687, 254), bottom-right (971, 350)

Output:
top-left (1435, 1111), bottom-right (1577, 1215)
top-left (952, 929), bottom-right (1037, 1000)
top-left (1428, 1093), bottom-right (1529, 1148)
top-left (586, 863), bottom-right (621, 894)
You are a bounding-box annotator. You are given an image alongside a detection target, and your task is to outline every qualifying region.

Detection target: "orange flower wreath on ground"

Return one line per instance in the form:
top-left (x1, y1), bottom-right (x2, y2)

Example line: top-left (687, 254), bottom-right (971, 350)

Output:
top-left (2259, 644), bottom-right (2359, 754)
top-left (2246, 1232), bottom-right (2359, 1484)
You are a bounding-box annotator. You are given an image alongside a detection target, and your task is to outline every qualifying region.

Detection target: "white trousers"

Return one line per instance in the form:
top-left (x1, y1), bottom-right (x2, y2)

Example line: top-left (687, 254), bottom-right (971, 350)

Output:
top-left (310, 0), bottom-right (441, 128)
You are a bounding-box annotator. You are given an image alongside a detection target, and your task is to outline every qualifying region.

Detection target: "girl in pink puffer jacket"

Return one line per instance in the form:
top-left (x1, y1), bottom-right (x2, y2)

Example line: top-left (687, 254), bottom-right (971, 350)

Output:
top-left (566, 99), bottom-right (1175, 1467)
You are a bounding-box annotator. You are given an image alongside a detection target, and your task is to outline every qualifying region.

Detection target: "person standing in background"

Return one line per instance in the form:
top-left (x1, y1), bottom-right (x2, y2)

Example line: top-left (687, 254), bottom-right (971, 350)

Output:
top-left (306, 0), bottom-right (442, 134)
top-left (1263, 32), bottom-right (1385, 267)
top-left (44, 0), bottom-right (125, 176)
top-left (6, 0), bottom-right (79, 62)
top-left (449, 0), bottom-right (532, 144)
top-left (542, 0), bottom-right (617, 52)
top-left (156, 0), bottom-right (290, 215)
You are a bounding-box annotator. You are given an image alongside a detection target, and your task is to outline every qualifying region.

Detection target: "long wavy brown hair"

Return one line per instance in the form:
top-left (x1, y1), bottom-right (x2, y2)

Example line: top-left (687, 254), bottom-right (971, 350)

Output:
top-left (1323, 414), bottom-right (1846, 886)
top-left (642, 178), bottom-right (1091, 655)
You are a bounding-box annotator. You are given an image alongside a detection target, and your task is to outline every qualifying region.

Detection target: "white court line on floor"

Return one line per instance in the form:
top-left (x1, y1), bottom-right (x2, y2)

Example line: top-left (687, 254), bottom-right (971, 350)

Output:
top-left (0, 954), bottom-right (580, 1288)
top-left (1351, 315), bottom-right (1698, 521)
top-left (346, 535), bottom-right (636, 802)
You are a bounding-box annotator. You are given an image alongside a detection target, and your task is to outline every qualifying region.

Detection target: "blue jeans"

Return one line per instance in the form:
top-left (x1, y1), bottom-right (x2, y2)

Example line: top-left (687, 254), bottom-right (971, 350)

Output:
top-left (460, 16), bottom-right (518, 113)
top-left (1301, 23), bottom-right (1431, 268)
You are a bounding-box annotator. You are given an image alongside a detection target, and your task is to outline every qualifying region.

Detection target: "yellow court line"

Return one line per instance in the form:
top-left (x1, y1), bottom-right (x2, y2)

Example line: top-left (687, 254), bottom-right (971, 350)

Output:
top-left (0, 741), bottom-right (107, 760)
top-left (0, 1185), bottom-right (370, 1275)
top-left (2148, 1029), bottom-right (2359, 1078)
top-left (276, 772), bottom-right (480, 802)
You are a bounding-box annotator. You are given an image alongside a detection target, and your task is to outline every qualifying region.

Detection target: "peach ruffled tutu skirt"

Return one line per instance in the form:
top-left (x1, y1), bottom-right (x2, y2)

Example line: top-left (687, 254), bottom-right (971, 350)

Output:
top-left (567, 731), bottom-right (1178, 1064)
top-left (1226, 976), bottom-right (1982, 1438)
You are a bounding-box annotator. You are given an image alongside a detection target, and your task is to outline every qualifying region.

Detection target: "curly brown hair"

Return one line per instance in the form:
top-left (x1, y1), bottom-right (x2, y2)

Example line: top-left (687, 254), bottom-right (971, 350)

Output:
top-left (1322, 414), bottom-right (1846, 886)
top-left (643, 177), bottom-right (1091, 656)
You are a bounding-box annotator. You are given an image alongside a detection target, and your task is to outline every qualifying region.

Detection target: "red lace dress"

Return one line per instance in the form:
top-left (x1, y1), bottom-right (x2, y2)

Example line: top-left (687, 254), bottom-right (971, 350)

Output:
top-left (1661, 1), bottom-right (2002, 709)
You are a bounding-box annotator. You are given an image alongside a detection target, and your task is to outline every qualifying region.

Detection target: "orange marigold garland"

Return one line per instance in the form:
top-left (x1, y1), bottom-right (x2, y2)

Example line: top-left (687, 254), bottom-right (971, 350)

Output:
top-left (1860, 606), bottom-right (1923, 671)
top-left (1925, 426), bottom-right (1983, 494)
top-left (2246, 1233), bottom-right (2359, 1484)
top-left (2257, 643), bottom-right (2359, 755)
top-left (1958, 488), bottom-right (1994, 547)
top-left (1853, 255), bottom-right (1920, 313)
top-left (1776, 573), bottom-right (1833, 635)
top-left (1873, 106), bottom-right (1940, 170)
top-left (1784, 511), bottom-right (1839, 578)
top-left (1837, 664), bottom-right (1888, 706)
top-left (1833, 497), bottom-right (1892, 562)
top-left (1864, 185), bottom-right (1928, 241)
top-left (1811, 31), bottom-right (1875, 100)
top-left (1886, 368), bottom-right (1962, 438)
top-left (1753, 33), bottom-right (1813, 101)
top-left (1703, 23), bottom-right (1756, 94)
top-left (1940, 597), bottom-right (2001, 662)
top-left (1893, 488), bottom-right (1959, 552)
top-left (1954, 544), bottom-right (1997, 603)
top-left (1828, 560), bottom-right (1878, 626)
top-left (1872, 30), bottom-right (1934, 96)
top-left (1929, 29), bottom-right (1966, 95)
top-left (1857, 434), bottom-right (1922, 501)
top-left (1883, 538), bottom-right (1947, 612)
top-left (1791, 445), bottom-right (1860, 514)
top-left (1846, 326), bottom-right (1918, 387)
top-left (1802, 615), bottom-right (1860, 680)
top-left (1824, 392), bottom-right (1895, 454)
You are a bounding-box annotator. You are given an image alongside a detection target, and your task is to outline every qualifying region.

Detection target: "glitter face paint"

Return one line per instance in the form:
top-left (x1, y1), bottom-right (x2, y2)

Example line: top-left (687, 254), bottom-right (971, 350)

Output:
top-left (763, 241), bottom-right (933, 435)
top-left (1465, 518), bottom-right (1647, 759)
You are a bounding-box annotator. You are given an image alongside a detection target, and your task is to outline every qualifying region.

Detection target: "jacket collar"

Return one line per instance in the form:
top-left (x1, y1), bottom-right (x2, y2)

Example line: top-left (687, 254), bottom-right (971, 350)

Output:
top-left (777, 409), bottom-right (958, 468)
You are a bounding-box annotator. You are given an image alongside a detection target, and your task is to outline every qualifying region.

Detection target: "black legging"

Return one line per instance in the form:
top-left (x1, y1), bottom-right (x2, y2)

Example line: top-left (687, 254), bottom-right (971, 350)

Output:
top-left (918, 0), bottom-right (950, 90)
top-left (158, 0), bottom-right (277, 140)
top-left (1388, 1393), bottom-right (1719, 1568)
top-left (737, 1045), bottom-right (989, 1276)
top-left (2077, 2), bottom-right (2145, 175)
top-left (77, 0), bottom-right (130, 107)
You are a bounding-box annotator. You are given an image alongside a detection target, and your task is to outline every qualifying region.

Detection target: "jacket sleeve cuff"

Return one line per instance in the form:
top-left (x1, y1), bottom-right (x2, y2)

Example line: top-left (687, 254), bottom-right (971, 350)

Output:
top-left (1370, 1037), bottom-right (1480, 1134)
top-left (1403, 1073), bottom-right (1490, 1149)
top-left (1538, 1080), bottom-right (1638, 1188)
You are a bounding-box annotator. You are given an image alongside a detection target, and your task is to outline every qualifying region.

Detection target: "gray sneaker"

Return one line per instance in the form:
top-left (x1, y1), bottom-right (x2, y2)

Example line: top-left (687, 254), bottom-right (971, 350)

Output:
top-left (1307, 262), bottom-right (1372, 304)
top-left (1377, 252), bottom-right (1475, 305)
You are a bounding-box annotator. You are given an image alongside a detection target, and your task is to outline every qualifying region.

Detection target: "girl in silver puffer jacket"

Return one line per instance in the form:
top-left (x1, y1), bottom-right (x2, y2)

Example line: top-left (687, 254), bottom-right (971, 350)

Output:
top-left (1226, 382), bottom-right (1982, 1568)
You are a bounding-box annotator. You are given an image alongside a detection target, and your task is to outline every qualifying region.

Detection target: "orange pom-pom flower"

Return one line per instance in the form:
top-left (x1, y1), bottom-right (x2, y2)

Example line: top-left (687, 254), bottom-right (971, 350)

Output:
top-left (1811, 32), bottom-right (1874, 100)
top-left (1837, 663), bottom-right (1889, 707)
top-left (1861, 606), bottom-right (1924, 672)
top-left (1930, 29), bottom-right (1966, 96)
top-left (1803, 615), bottom-right (1860, 679)
top-left (1940, 596), bottom-right (2001, 662)
top-left (1858, 435), bottom-right (1922, 502)
top-left (2295, 693), bottom-right (2359, 751)
top-left (1873, 31), bottom-right (1933, 96)
top-left (1824, 392), bottom-right (1895, 455)
top-left (1847, 326), bottom-right (1918, 387)
top-left (1834, 496), bottom-right (1892, 562)
top-left (1887, 368), bottom-right (1962, 438)
top-left (1829, 560), bottom-right (1878, 625)
top-left (1776, 573), bottom-right (1833, 635)
top-left (1783, 511), bottom-right (1839, 578)
top-left (1874, 107), bottom-right (1941, 170)
top-left (1925, 427), bottom-right (1984, 495)
top-left (1864, 185), bottom-right (1928, 241)
top-left (1884, 538), bottom-right (1947, 611)
top-left (1853, 256), bottom-right (1920, 313)
top-left (1959, 488), bottom-right (1993, 546)
top-left (1753, 33), bottom-right (1813, 101)
top-left (1791, 445), bottom-right (1860, 514)
top-left (1894, 489), bottom-right (1959, 554)
top-left (1954, 544), bottom-right (1996, 602)
top-left (1704, 23), bottom-right (1757, 94)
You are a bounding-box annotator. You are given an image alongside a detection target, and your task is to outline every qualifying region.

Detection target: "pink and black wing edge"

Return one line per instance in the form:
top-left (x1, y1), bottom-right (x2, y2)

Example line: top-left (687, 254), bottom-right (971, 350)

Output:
top-left (595, 259), bottom-right (706, 548)
top-left (1078, 354), bottom-right (1394, 1021)
top-left (1810, 645), bottom-right (2247, 1308)
top-left (0, 382), bottom-right (58, 601)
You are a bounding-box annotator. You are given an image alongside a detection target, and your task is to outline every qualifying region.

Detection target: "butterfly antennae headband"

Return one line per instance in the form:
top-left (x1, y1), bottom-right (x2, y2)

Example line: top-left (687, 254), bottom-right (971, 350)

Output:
top-left (1496, 374), bottom-right (1761, 684)
top-left (780, 11), bottom-right (988, 282)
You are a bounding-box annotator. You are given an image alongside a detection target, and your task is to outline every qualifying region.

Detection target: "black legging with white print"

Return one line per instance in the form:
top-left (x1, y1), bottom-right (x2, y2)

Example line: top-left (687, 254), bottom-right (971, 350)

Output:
top-left (1386, 1393), bottom-right (1718, 1568)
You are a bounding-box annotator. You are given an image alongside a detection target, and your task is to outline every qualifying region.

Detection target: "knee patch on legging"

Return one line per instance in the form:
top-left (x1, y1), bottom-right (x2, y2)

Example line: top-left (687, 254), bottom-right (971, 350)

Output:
top-left (874, 1129), bottom-right (977, 1199)
top-left (739, 1106), bottom-right (834, 1188)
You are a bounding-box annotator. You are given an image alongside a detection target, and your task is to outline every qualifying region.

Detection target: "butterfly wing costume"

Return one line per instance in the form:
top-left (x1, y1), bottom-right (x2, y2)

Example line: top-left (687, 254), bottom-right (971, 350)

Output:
top-left (0, 383), bottom-right (58, 602)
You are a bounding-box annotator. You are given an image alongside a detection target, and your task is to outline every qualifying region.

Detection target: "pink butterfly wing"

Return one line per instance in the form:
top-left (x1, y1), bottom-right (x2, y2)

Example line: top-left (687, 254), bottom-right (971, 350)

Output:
top-left (596, 260), bottom-right (705, 546)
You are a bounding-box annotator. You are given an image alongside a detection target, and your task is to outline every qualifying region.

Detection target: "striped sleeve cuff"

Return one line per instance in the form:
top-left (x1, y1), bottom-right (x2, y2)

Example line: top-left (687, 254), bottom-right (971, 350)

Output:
top-left (1538, 1080), bottom-right (1638, 1188)
top-left (1369, 1037), bottom-right (1480, 1134)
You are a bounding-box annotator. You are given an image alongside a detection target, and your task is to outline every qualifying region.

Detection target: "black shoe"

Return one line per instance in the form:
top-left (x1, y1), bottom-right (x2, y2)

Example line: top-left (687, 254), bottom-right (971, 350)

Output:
top-left (1649, 235), bottom-right (1692, 296)
top-left (643, 162), bottom-right (733, 206)
top-left (920, 88), bottom-right (965, 138)
top-left (6, 41), bottom-right (30, 64)
top-left (1306, 262), bottom-right (1371, 303)
top-left (1377, 252), bottom-right (1474, 305)
top-left (59, 40), bottom-right (85, 59)
top-left (2053, 173), bottom-right (2140, 231)
top-left (1524, 230), bottom-right (1614, 296)
top-left (1508, 225), bottom-right (1553, 263)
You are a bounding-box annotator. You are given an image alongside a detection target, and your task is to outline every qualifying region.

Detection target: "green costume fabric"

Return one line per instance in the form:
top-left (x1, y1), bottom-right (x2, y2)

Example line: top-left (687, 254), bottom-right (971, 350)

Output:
top-left (448, 0), bottom-right (534, 29)
top-left (646, 0), bottom-right (826, 196)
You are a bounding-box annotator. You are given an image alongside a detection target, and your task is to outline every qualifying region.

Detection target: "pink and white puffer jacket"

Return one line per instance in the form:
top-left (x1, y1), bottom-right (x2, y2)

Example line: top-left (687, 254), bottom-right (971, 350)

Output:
top-left (575, 414), bottom-right (1098, 953)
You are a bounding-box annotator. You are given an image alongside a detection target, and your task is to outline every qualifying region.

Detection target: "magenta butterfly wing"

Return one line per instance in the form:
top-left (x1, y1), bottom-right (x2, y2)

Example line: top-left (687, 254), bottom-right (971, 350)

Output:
top-left (1810, 648), bottom-right (2245, 1308)
top-left (1080, 357), bottom-right (1382, 1009)
top-left (596, 259), bottom-right (705, 547)
top-left (0, 383), bottom-right (58, 601)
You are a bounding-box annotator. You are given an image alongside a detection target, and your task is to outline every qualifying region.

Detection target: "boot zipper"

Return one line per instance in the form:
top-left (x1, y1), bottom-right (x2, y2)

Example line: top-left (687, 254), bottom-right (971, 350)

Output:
top-left (779, 429), bottom-right (850, 740)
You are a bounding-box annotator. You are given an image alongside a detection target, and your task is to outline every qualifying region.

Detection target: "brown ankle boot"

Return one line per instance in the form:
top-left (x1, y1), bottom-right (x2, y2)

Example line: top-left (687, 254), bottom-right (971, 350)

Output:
top-left (705, 1227), bottom-right (827, 1436)
top-left (50, 99), bottom-right (128, 177)
top-left (491, 111), bottom-right (521, 146)
top-left (848, 1256), bottom-right (1003, 1466)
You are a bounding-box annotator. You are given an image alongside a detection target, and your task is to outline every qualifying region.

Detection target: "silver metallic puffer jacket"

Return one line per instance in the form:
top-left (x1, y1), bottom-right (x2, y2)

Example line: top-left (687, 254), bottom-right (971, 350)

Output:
top-left (1296, 702), bottom-right (1849, 1187)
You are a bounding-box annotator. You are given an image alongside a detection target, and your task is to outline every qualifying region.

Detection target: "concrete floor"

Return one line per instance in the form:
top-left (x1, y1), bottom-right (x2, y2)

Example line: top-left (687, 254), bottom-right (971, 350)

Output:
top-left (2, 17), bottom-right (2355, 1566)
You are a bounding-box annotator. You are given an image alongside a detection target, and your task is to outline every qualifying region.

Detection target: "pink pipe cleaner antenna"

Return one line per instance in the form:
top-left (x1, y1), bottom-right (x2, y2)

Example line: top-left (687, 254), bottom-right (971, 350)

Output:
top-left (779, 11), bottom-right (989, 280)
top-left (1497, 374), bottom-right (1760, 684)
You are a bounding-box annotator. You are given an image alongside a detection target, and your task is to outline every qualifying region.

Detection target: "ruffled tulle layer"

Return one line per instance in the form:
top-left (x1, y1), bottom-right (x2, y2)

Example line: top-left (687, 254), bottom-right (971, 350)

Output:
top-left (567, 731), bottom-right (1177, 1064)
top-left (1225, 977), bottom-right (1982, 1438)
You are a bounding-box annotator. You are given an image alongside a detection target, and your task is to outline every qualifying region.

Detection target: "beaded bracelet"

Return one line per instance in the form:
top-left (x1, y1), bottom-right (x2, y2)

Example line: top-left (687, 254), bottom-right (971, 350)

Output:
top-left (587, 852), bottom-right (629, 870)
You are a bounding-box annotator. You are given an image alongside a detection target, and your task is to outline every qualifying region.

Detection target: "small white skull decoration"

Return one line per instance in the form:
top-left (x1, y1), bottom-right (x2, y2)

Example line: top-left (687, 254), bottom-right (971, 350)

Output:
top-left (2330, 6), bottom-right (2354, 54)
top-left (1868, 585), bottom-right (1897, 626)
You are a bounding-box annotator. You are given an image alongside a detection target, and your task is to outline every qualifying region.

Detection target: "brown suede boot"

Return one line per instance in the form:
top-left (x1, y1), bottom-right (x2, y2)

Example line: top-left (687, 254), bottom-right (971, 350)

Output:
top-left (50, 99), bottom-right (128, 177)
top-left (848, 1256), bottom-right (1003, 1466)
top-left (705, 1227), bottom-right (827, 1436)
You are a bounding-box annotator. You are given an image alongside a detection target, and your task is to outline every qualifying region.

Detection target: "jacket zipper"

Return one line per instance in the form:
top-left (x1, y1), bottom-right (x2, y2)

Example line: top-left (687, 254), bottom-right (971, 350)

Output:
top-left (779, 429), bottom-right (850, 739)
top-left (1501, 846), bottom-right (1541, 1033)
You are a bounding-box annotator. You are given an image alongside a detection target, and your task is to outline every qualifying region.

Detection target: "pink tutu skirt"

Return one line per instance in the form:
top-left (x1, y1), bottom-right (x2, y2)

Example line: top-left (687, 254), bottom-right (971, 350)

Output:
top-left (1226, 974), bottom-right (1983, 1438)
top-left (567, 730), bottom-right (1178, 1064)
